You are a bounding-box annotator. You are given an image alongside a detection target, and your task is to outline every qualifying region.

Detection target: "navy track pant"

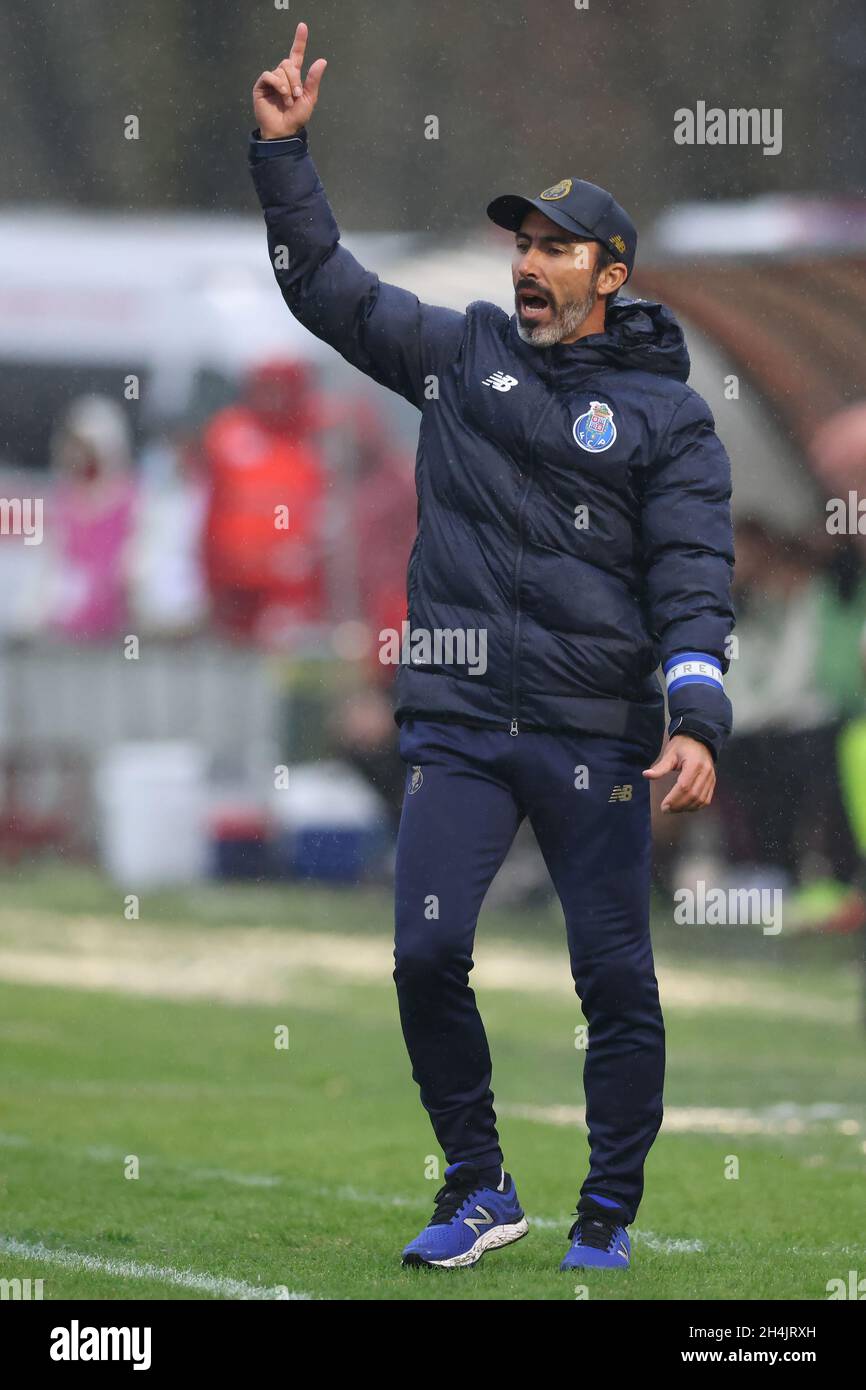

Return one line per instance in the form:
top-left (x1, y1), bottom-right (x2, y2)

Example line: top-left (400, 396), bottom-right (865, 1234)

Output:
top-left (393, 717), bottom-right (665, 1224)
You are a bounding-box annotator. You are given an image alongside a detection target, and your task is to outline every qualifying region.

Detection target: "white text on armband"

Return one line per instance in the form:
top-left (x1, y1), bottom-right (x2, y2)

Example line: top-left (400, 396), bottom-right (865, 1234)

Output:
top-left (663, 653), bottom-right (724, 695)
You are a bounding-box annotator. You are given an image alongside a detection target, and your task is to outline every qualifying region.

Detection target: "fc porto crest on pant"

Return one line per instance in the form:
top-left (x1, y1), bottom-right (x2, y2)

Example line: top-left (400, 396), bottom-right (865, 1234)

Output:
top-left (573, 401), bottom-right (617, 453)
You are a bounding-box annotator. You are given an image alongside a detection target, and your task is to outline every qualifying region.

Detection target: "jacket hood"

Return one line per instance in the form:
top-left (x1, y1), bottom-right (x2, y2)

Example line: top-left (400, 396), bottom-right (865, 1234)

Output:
top-left (508, 296), bottom-right (691, 385)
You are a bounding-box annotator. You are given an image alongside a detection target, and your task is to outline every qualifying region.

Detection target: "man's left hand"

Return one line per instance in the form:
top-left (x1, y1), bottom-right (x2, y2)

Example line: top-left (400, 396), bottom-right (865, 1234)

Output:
top-left (642, 735), bottom-right (716, 813)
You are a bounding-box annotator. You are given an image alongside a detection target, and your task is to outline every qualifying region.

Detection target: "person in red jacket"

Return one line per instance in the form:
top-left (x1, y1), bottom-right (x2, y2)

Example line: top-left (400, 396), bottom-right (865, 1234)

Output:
top-left (203, 358), bottom-right (326, 642)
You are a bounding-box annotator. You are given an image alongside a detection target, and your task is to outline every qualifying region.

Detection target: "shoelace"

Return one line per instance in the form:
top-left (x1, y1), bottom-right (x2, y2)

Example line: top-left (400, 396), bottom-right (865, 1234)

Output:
top-left (428, 1173), bottom-right (485, 1226)
top-left (567, 1213), bottom-right (619, 1251)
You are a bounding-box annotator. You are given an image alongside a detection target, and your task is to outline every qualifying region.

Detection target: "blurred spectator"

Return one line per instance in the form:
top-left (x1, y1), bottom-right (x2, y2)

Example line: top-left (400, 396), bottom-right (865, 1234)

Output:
top-left (129, 423), bottom-right (209, 637)
top-left (810, 400), bottom-right (866, 501)
top-left (717, 519), bottom-right (862, 885)
top-left (805, 405), bottom-right (866, 926)
top-left (348, 399), bottom-right (417, 671)
top-left (17, 395), bottom-right (137, 641)
top-left (202, 360), bottom-right (326, 642)
top-left (328, 684), bottom-right (406, 831)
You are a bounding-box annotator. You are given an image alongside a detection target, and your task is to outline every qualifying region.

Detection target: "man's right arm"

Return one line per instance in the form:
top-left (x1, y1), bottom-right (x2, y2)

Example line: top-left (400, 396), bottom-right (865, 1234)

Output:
top-left (248, 128), bottom-right (465, 409)
top-left (249, 23), bottom-right (465, 409)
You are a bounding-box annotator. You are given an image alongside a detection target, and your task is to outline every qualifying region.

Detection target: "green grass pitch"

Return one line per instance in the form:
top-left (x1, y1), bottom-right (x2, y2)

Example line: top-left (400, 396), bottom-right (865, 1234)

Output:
top-left (0, 866), bottom-right (863, 1300)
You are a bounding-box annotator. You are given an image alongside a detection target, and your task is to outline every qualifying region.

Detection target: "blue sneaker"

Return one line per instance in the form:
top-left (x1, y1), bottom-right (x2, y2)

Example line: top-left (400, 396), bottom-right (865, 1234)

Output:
top-left (402, 1162), bottom-right (528, 1268)
top-left (560, 1193), bottom-right (631, 1271)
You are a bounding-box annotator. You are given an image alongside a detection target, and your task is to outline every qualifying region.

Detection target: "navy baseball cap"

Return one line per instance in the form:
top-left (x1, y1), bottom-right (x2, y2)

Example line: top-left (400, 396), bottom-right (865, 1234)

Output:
top-left (487, 177), bottom-right (637, 280)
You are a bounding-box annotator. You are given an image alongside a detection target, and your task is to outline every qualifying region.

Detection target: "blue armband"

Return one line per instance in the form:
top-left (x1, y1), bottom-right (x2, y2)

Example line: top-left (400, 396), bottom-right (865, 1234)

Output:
top-left (663, 652), bottom-right (724, 695)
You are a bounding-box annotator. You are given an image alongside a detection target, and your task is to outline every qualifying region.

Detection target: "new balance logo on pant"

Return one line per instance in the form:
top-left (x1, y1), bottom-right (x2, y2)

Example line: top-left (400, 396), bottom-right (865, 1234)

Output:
top-left (608, 783), bottom-right (633, 802)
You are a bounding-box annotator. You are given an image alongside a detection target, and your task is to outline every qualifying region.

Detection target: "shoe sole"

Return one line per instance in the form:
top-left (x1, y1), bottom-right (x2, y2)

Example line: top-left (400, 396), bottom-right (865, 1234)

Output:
top-left (403, 1217), bottom-right (529, 1269)
top-left (561, 1248), bottom-right (631, 1272)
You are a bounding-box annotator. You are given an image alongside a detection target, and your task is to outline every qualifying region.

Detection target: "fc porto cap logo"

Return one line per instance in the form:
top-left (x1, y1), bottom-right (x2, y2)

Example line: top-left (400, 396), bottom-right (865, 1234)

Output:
top-left (573, 401), bottom-right (617, 453)
top-left (539, 178), bottom-right (573, 201)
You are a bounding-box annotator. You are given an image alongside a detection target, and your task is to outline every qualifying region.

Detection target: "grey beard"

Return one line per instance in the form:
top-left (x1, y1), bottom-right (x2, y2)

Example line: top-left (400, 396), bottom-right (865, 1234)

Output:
top-left (516, 285), bottom-right (597, 347)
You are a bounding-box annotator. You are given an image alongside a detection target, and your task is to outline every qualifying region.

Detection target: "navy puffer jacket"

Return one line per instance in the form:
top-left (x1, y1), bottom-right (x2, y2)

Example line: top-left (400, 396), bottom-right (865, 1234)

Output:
top-left (250, 128), bottom-right (735, 760)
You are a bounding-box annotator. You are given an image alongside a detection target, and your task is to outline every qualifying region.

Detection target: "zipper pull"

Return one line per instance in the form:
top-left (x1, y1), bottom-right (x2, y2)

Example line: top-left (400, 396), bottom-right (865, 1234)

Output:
top-left (509, 718), bottom-right (519, 737)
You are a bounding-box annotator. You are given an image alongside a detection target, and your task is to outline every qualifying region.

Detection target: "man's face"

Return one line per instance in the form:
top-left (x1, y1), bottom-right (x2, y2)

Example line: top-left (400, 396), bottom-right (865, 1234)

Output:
top-left (512, 209), bottom-right (605, 347)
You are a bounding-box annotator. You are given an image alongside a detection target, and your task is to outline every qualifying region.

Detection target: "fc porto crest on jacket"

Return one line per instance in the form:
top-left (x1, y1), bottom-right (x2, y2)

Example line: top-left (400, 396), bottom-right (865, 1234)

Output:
top-left (573, 401), bottom-right (617, 453)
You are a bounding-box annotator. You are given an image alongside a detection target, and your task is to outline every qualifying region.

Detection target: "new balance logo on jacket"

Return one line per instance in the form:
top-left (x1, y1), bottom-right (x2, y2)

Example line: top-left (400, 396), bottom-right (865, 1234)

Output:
top-left (481, 370), bottom-right (519, 391)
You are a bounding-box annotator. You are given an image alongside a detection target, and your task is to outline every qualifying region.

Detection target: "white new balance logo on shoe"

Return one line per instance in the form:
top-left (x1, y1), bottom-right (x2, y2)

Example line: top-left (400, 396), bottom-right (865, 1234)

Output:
top-left (463, 1205), bottom-right (494, 1236)
top-left (482, 371), bottom-right (519, 392)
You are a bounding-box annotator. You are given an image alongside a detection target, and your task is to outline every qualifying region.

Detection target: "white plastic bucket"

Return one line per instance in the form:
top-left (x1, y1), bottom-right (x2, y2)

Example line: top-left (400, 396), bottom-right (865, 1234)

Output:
top-left (94, 740), bottom-right (208, 887)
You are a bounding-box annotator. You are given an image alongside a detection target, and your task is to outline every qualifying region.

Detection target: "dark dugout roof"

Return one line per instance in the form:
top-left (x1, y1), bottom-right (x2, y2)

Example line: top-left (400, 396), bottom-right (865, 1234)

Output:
top-left (633, 257), bottom-right (866, 452)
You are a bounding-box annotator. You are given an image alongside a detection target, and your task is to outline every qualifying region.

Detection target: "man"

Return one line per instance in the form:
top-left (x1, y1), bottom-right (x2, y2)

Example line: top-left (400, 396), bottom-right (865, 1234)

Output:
top-left (250, 22), bottom-right (734, 1272)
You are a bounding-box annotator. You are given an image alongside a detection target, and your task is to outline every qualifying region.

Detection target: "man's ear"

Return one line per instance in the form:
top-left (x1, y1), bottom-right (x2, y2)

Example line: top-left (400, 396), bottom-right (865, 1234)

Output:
top-left (598, 261), bottom-right (629, 297)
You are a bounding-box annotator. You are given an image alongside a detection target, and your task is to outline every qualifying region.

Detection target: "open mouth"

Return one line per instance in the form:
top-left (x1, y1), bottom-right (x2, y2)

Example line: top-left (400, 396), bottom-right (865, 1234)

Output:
top-left (517, 289), bottom-right (552, 320)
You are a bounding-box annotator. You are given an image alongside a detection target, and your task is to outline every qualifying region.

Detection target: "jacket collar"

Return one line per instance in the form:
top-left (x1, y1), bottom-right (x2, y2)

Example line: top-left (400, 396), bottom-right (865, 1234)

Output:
top-left (506, 296), bottom-right (691, 389)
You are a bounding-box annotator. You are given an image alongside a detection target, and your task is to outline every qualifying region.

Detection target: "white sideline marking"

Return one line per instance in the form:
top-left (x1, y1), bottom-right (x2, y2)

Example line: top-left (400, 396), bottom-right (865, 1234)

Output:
top-left (0, 1236), bottom-right (309, 1300)
top-left (0, 908), bottom-right (852, 1022)
top-left (634, 1230), bottom-right (705, 1254)
top-left (312, 1187), bottom-right (703, 1253)
top-left (4, 1078), bottom-right (290, 1100)
top-left (0, 1131), bottom-right (422, 1213)
top-left (528, 1222), bottom-right (703, 1255)
top-left (0, 1134), bottom-right (421, 1203)
top-left (311, 1187), bottom-right (702, 1253)
top-left (330, 1183), bottom-right (419, 1209)
top-left (498, 1100), bottom-right (863, 1137)
top-left (0, 1132), bottom-right (283, 1188)
top-left (187, 1166), bottom-right (281, 1188)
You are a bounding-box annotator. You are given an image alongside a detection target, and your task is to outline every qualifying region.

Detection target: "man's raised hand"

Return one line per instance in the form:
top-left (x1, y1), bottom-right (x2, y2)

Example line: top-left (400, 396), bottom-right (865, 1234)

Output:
top-left (253, 22), bottom-right (327, 140)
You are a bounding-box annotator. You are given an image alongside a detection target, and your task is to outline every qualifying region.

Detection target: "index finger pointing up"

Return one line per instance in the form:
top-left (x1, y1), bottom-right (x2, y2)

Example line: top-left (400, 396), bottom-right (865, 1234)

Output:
top-left (285, 21), bottom-right (308, 97)
top-left (290, 22), bottom-right (308, 68)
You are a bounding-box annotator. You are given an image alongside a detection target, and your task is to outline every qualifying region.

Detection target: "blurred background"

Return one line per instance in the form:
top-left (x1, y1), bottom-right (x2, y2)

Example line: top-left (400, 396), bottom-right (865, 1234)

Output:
top-left (2, 0), bottom-right (866, 1301)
